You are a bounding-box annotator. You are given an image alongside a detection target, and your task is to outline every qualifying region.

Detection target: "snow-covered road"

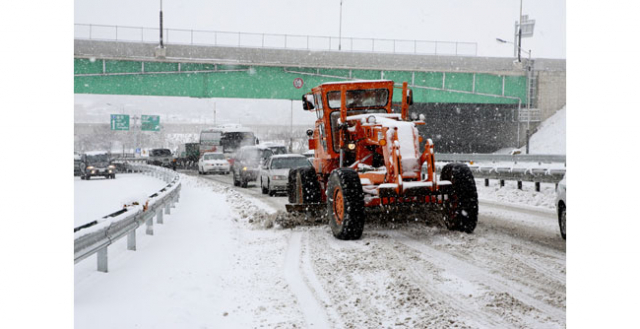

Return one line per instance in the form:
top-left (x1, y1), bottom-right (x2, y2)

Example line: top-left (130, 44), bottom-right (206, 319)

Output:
top-left (75, 171), bottom-right (565, 328)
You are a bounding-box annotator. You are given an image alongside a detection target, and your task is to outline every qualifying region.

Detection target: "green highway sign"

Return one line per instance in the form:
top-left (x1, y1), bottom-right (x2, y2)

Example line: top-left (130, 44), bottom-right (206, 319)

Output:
top-left (141, 115), bottom-right (160, 131)
top-left (110, 114), bottom-right (130, 131)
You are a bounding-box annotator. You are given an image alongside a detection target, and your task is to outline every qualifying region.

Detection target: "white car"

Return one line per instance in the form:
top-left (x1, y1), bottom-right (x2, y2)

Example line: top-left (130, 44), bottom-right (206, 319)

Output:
top-left (198, 152), bottom-right (230, 175)
top-left (555, 174), bottom-right (566, 240)
top-left (260, 154), bottom-right (312, 196)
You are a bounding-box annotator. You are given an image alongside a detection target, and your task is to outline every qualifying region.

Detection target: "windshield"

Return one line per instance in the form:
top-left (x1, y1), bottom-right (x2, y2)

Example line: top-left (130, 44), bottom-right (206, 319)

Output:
top-left (242, 149), bottom-right (261, 165)
top-left (327, 88), bottom-right (389, 109)
top-left (200, 132), bottom-right (222, 144)
top-left (329, 109), bottom-right (387, 152)
top-left (269, 146), bottom-right (287, 155)
top-left (271, 157), bottom-right (311, 170)
top-left (204, 153), bottom-right (225, 160)
top-left (151, 149), bottom-right (171, 156)
top-left (86, 154), bottom-right (109, 164)
top-left (221, 132), bottom-right (255, 153)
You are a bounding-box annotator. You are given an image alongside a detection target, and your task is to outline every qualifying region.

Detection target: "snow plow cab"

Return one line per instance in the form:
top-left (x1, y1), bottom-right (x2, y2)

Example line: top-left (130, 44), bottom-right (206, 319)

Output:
top-left (286, 80), bottom-right (478, 240)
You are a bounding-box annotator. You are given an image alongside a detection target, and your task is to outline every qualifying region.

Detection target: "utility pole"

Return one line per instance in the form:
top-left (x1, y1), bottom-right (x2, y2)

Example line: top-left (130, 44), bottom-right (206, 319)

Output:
top-left (132, 115), bottom-right (140, 152)
top-left (338, 0), bottom-right (343, 51)
top-left (289, 100), bottom-right (294, 152)
top-left (159, 0), bottom-right (164, 48)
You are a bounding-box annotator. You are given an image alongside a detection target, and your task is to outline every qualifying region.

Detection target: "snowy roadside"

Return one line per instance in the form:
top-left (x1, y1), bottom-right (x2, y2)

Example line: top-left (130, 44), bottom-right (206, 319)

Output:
top-left (75, 174), bottom-right (308, 328)
top-left (74, 174), bottom-right (168, 228)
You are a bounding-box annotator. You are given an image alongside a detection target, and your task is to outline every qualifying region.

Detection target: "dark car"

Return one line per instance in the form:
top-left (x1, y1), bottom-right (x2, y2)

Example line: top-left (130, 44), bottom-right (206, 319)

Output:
top-left (231, 146), bottom-right (271, 188)
top-left (81, 152), bottom-right (116, 180)
top-left (148, 148), bottom-right (176, 169)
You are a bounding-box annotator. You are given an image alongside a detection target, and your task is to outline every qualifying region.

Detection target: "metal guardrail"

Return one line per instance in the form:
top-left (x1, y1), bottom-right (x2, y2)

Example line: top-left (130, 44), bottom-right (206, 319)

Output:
top-left (74, 163), bottom-right (181, 273)
top-left (74, 23), bottom-right (478, 56)
top-left (435, 153), bottom-right (566, 165)
top-left (433, 153), bottom-right (566, 191)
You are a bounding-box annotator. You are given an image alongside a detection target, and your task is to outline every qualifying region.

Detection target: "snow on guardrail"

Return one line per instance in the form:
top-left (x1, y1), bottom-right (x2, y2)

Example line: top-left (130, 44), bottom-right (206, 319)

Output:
top-left (74, 164), bottom-right (181, 273)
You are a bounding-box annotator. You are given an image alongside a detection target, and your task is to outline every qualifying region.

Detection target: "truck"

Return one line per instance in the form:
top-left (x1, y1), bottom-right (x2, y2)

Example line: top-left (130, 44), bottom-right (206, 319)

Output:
top-left (286, 80), bottom-right (478, 240)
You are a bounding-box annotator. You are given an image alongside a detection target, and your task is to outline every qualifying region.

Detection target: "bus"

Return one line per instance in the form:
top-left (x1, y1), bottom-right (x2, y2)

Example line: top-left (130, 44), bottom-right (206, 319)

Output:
top-left (199, 124), bottom-right (257, 155)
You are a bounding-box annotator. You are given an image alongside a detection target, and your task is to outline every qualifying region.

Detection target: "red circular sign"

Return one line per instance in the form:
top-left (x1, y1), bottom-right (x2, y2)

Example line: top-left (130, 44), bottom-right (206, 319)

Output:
top-left (293, 78), bottom-right (304, 89)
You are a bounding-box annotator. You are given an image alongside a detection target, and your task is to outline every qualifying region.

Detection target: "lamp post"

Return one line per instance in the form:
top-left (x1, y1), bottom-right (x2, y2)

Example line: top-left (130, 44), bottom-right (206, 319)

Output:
top-left (159, 0), bottom-right (164, 48)
top-left (497, 38), bottom-right (533, 153)
top-left (338, 0), bottom-right (343, 51)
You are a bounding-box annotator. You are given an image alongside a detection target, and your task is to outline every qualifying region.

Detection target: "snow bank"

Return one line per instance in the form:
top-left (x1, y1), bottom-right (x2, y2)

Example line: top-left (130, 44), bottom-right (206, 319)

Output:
top-left (521, 106), bottom-right (566, 155)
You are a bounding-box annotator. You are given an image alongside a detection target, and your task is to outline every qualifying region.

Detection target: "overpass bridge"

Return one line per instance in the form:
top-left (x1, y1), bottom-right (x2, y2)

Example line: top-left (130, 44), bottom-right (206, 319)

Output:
top-left (74, 33), bottom-right (565, 152)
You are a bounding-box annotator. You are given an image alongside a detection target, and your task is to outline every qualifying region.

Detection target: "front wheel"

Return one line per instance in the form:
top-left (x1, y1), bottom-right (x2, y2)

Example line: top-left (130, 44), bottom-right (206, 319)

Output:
top-left (440, 163), bottom-right (478, 233)
top-left (233, 170), bottom-right (240, 187)
top-left (327, 168), bottom-right (365, 240)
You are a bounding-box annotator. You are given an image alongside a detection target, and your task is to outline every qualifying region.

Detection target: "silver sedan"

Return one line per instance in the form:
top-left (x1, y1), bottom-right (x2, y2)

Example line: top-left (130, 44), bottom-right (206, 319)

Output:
top-left (259, 154), bottom-right (312, 196)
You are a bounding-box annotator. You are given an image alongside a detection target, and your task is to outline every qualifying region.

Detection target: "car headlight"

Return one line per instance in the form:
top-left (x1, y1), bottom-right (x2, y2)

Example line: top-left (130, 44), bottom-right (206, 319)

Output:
top-left (108, 165), bottom-right (115, 169)
top-left (243, 167), bottom-right (247, 171)
top-left (87, 166), bottom-right (94, 170)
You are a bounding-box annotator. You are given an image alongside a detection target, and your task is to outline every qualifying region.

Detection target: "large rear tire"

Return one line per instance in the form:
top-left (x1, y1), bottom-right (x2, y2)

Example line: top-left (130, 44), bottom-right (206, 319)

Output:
top-left (440, 163), bottom-right (478, 233)
top-left (327, 168), bottom-right (365, 240)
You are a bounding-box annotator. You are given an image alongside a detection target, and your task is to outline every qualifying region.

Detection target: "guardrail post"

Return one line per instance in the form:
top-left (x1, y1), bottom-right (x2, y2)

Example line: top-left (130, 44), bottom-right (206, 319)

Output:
top-left (127, 231), bottom-right (136, 251)
top-left (146, 213), bottom-right (154, 235)
top-left (157, 208), bottom-right (164, 224)
top-left (97, 247), bottom-right (108, 272)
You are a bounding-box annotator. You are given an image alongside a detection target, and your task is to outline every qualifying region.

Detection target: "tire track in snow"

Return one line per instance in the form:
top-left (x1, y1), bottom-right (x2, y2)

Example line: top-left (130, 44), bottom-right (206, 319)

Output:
top-left (380, 237), bottom-right (513, 329)
top-left (283, 231), bottom-right (332, 328)
top-left (300, 231), bottom-right (345, 329)
top-left (390, 231), bottom-right (566, 323)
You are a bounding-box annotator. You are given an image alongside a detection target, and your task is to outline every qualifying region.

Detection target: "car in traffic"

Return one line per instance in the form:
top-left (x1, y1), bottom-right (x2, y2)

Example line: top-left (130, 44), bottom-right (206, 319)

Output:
top-left (148, 148), bottom-right (176, 169)
top-left (231, 146), bottom-right (271, 188)
top-left (80, 152), bottom-right (116, 180)
top-left (260, 154), bottom-right (312, 196)
top-left (198, 152), bottom-right (230, 175)
top-left (555, 174), bottom-right (566, 240)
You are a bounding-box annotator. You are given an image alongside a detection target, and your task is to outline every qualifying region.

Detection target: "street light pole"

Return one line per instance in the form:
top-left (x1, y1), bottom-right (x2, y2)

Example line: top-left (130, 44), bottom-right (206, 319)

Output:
top-left (518, 0), bottom-right (523, 62)
top-left (496, 38), bottom-right (533, 153)
top-left (159, 0), bottom-right (164, 48)
top-left (338, 0), bottom-right (343, 51)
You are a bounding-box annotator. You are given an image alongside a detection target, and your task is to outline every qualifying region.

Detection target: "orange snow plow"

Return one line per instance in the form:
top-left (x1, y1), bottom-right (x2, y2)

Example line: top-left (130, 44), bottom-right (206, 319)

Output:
top-left (286, 80), bottom-right (478, 240)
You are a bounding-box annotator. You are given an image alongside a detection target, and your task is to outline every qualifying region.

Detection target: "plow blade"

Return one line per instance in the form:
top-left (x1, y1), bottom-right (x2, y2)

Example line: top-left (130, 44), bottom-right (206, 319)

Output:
top-left (285, 203), bottom-right (326, 213)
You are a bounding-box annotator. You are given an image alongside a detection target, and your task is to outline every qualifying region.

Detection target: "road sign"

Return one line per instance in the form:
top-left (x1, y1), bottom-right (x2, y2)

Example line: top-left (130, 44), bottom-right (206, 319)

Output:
top-left (141, 115), bottom-right (160, 131)
top-left (293, 78), bottom-right (304, 89)
top-left (519, 15), bottom-right (535, 38)
top-left (110, 114), bottom-right (130, 131)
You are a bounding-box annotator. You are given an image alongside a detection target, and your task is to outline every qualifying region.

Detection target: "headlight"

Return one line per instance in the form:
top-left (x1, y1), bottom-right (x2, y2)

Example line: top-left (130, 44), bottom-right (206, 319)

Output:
top-left (87, 166), bottom-right (94, 170)
top-left (243, 167), bottom-right (247, 171)
top-left (347, 143), bottom-right (356, 150)
top-left (108, 165), bottom-right (115, 169)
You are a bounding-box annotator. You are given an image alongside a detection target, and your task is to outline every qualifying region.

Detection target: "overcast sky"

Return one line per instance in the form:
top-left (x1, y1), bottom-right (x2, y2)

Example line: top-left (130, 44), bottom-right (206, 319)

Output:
top-left (75, 0), bottom-right (565, 59)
